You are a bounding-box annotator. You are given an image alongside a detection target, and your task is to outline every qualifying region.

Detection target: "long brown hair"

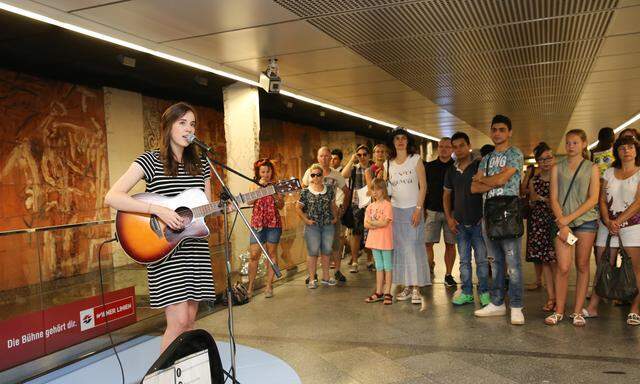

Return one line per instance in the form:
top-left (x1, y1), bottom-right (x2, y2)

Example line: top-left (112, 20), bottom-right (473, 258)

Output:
top-left (566, 129), bottom-right (589, 160)
top-left (159, 102), bottom-right (202, 176)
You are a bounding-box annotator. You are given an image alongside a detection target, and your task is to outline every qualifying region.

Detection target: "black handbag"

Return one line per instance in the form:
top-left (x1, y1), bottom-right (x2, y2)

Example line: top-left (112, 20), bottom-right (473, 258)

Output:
top-left (341, 167), bottom-right (358, 229)
top-left (549, 159), bottom-right (585, 239)
top-left (595, 235), bottom-right (639, 301)
top-left (483, 154), bottom-right (524, 240)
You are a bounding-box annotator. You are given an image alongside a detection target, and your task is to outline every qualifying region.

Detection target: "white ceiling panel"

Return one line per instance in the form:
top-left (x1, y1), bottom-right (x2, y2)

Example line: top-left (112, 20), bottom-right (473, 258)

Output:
top-left (604, 4), bottom-right (640, 35)
top-left (592, 52), bottom-right (640, 72)
top-left (334, 91), bottom-right (427, 108)
top-left (283, 66), bottom-right (394, 90)
top-left (599, 34), bottom-right (640, 56)
top-left (226, 47), bottom-right (373, 77)
top-left (164, 20), bottom-right (340, 63)
top-left (36, 0), bottom-right (113, 12)
top-left (308, 80), bottom-right (411, 99)
top-left (73, 0), bottom-right (299, 42)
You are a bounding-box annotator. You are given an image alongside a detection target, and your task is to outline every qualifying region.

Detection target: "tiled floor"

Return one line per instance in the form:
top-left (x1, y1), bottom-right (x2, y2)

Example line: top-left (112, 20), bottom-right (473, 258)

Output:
top-left (195, 246), bottom-right (640, 384)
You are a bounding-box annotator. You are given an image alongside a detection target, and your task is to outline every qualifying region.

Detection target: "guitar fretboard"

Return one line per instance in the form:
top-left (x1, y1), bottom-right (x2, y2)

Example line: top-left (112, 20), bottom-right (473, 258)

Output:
top-left (192, 185), bottom-right (277, 218)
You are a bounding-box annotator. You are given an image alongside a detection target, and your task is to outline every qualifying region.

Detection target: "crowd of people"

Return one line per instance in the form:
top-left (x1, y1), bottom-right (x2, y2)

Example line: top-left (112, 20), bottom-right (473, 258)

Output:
top-left (252, 114), bottom-right (640, 327)
top-left (106, 102), bottom-right (639, 352)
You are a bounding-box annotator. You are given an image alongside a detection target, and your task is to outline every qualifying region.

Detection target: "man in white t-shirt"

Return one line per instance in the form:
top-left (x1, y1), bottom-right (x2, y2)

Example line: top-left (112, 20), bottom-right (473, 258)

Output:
top-left (302, 147), bottom-right (350, 282)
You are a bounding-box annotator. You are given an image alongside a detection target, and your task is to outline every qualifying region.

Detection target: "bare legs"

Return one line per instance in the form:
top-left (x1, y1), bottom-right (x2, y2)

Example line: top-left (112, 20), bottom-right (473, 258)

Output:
top-left (374, 270), bottom-right (393, 295)
top-left (586, 246), bottom-right (605, 316)
top-left (426, 243), bottom-right (456, 277)
top-left (542, 262), bottom-right (557, 305)
top-left (161, 300), bottom-right (198, 352)
top-left (247, 242), bottom-right (279, 296)
top-left (553, 231), bottom-right (595, 317)
top-left (573, 232), bottom-right (595, 314)
top-left (350, 233), bottom-right (361, 267)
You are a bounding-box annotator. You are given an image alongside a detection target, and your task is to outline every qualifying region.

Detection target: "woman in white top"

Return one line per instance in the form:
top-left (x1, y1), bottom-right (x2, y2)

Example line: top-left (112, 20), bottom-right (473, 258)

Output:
top-left (385, 129), bottom-right (430, 304)
top-left (587, 136), bottom-right (640, 326)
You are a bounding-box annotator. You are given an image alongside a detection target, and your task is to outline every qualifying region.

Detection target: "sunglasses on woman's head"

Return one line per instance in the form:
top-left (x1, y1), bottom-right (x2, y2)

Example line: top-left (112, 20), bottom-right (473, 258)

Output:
top-left (310, 173), bottom-right (323, 178)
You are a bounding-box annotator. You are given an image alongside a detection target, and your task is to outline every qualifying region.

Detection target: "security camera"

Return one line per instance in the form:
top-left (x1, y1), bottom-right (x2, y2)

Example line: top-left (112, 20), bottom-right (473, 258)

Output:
top-left (259, 58), bottom-right (281, 93)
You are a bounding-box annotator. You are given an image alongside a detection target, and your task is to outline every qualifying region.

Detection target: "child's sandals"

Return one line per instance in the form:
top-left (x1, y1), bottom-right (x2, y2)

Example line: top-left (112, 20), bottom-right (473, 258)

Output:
top-left (365, 292), bottom-right (384, 303)
top-left (383, 293), bottom-right (393, 305)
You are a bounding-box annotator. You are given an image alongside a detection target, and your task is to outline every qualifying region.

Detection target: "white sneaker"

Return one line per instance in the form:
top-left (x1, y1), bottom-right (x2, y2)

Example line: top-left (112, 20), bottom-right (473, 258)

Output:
top-left (511, 307), bottom-right (525, 325)
top-left (396, 287), bottom-right (412, 301)
top-left (411, 288), bottom-right (421, 304)
top-left (474, 303), bottom-right (507, 317)
top-left (307, 279), bottom-right (318, 289)
top-left (321, 278), bottom-right (337, 286)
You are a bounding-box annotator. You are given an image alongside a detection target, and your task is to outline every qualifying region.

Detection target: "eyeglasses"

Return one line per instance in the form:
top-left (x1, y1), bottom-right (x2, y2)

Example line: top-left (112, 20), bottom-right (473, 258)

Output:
top-left (538, 156), bottom-right (554, 162)
top-left (356, 153), bottom-right (368, 157)
top-left (310, 173), bottom-right (323, 178)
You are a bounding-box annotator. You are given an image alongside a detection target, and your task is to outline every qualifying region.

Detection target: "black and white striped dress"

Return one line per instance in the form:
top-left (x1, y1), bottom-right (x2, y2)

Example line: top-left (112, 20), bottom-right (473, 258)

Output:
top-left (134, 150), bottom-right (216, 308)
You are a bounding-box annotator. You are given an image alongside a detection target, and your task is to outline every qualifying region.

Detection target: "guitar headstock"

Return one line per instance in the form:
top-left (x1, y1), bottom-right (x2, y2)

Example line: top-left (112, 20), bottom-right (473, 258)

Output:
top-left (275, 178), bottom-right (302, 195)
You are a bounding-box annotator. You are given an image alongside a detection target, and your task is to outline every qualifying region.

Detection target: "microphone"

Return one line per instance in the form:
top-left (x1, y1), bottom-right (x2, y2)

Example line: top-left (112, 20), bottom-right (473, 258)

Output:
top-left (186, 133), bottom-right (212, 152)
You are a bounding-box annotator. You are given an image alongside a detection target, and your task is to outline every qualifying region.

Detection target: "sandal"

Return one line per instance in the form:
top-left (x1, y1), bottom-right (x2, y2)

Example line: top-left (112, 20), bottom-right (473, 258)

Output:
top-left (526, 282), bottom-right (542, 291)
top-left (572, 313), bottom-right (586, 327)
top-left (383, 294), bottom-right (393, 305)
top-left (542, 299), bottom-right (556, 312)
top-left (544, 313), bottom-right (564, 325)
top-left (365, 292), bottom-right (384, 303)
top-left (627, 313), bottom-right (640, 326)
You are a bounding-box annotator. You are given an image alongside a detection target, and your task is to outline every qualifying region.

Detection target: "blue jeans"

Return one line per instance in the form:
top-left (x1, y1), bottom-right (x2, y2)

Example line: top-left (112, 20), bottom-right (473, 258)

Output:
top-left (249, 227), bottom-right (282, 244)
top-left (304, 224), bottom-right (335, 256)
top-left (482, 222), bottom-right (524, 308)
top-left (456, 223), bottom-right (489, 295)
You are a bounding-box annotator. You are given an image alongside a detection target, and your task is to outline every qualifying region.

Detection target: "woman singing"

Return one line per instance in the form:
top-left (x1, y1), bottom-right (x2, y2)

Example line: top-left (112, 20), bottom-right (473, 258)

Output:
top-left (105, 102), bottom-right (216, 351)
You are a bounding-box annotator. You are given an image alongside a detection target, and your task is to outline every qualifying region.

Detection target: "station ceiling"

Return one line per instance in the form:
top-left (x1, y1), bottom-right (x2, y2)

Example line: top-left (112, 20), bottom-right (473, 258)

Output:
top-left (9, 0), bottom-right (640, 154)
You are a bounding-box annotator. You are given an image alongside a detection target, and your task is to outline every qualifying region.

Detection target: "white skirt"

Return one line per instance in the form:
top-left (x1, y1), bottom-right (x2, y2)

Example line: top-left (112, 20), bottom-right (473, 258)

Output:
top-left (595, 221), bottom-right (640, 247)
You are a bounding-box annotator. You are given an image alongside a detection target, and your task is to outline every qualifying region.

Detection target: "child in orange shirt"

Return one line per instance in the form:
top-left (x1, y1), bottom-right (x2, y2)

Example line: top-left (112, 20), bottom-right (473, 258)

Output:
top-left (364, 178), bottom-right (394, 305)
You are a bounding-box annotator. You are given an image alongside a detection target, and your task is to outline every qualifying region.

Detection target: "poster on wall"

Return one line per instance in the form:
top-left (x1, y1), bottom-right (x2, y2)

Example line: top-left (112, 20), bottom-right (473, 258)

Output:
top-left (0, 286), bottom-right (136, 371)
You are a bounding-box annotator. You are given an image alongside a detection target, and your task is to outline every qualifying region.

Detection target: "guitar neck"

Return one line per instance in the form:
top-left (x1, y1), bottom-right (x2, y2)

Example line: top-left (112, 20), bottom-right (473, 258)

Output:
top-left (192, 184), bottom-right (277, 218)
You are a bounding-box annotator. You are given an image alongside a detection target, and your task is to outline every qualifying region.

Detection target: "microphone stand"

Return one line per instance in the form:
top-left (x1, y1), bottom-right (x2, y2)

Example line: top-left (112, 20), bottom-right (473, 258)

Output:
top-left (193, 141), bottom-right (282, 383)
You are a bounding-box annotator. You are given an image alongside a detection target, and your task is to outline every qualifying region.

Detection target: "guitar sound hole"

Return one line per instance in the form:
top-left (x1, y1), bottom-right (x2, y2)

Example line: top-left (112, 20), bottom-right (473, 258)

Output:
top-left (164, 207), bottom-right (194, 238)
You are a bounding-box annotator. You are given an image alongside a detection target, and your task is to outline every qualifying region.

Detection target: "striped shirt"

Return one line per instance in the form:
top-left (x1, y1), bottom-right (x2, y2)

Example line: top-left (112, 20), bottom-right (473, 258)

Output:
top-left (134, 150), bottom-right (215, 308)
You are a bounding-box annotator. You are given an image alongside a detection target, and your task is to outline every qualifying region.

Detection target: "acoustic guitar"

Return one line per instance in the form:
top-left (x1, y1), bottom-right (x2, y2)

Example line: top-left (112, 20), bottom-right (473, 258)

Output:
top-left (115, 178), bottom-right (301, 264)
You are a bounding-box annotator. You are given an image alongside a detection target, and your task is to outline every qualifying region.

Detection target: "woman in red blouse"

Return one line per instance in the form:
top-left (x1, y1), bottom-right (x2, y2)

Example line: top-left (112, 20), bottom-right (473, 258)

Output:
top-left (247, 159), bottom-right (284, 298)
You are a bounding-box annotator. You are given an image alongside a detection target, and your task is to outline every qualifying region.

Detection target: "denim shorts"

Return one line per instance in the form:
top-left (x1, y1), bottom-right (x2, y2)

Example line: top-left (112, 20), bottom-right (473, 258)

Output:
top-left (304, 224), bottom-right (335, 256)
top-left (570, 220), bottom-right (598, 233)
top-left (249, 227), bottom-right (282, 244)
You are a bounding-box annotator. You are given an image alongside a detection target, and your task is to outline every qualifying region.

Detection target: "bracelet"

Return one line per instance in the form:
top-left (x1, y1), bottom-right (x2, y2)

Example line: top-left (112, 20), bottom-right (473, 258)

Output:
top-left (415, 206), bottom-right (422, 209)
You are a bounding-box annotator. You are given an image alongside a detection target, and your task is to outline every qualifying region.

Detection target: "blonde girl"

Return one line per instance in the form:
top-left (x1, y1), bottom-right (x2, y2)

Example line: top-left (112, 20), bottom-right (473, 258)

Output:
top-left (547, 129), bottom-right (600, 326)
top-left (364, 178), bottom-right (394, 305)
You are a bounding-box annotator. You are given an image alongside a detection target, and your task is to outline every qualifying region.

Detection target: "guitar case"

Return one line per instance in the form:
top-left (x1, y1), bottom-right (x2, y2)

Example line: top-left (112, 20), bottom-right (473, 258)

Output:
top-left (141, 329), bottom-right (224, 384)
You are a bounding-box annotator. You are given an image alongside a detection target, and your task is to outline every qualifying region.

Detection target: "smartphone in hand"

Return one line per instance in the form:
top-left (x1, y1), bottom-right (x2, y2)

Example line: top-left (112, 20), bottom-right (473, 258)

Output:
top-left (557, 230), bottom-right (578, 245)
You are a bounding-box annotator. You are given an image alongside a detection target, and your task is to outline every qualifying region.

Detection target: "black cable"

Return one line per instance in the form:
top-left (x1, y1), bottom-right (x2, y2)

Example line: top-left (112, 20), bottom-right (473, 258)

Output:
top-left (97, 237), bottom-right (124, 384)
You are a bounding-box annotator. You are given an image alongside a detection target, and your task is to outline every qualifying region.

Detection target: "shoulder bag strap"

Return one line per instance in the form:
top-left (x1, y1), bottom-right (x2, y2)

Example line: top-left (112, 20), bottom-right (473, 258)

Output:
top-left (484, 153), bottom-right (492, 176)
top-left (561, 159), bottom-right (585, 208)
